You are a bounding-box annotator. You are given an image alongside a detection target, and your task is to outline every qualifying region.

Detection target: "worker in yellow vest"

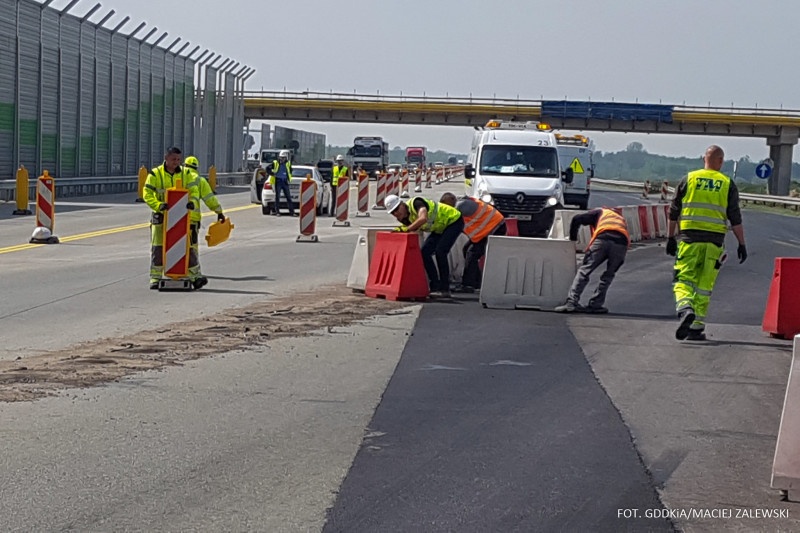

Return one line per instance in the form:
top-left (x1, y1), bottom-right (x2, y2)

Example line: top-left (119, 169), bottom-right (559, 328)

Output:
top-left (386, 194), bottom-right (464, 298)
top-left (183, 155), bottom-right (225, 289)
top-left (666, 144), bottom-right (747, 341)
top-left (440, 192), bottom-right (505, 293)
top-left (555, 207), bottom-right (630, 314)
top-left (331, 155), bottom-right (349, 217)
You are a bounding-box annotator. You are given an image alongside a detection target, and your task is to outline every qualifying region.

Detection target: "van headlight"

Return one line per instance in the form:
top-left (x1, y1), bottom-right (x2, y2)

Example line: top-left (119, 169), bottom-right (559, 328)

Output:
top-left (481, 193), bottom-right (493, 204)
top-left (546, 196), bottom-right (559, 207)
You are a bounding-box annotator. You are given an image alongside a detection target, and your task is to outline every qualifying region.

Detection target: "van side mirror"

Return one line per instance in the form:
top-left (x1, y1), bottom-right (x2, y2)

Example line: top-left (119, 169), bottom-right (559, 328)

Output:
top-left (464, 164), bottom-right (476, 179)
top-left (563, 167), bottom-right (574, 184)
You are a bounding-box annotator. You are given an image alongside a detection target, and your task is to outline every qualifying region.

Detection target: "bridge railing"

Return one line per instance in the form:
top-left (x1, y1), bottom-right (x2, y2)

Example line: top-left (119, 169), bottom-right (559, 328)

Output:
top-left (243, 90), bottom-right (800, 119)
top-left (592, 178), bottom-right (800, 209)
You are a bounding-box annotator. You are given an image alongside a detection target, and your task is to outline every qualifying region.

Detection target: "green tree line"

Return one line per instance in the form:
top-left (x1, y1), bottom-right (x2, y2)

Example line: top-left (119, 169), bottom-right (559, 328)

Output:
top-left (595, 142), bottom-right (797, 192)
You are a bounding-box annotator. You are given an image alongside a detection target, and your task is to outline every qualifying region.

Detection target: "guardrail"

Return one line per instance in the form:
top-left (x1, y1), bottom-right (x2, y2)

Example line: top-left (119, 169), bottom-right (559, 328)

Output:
top-left (0, 172), bottom-right (252, 203)
top-left (592, 178), bottom-right (800, 210)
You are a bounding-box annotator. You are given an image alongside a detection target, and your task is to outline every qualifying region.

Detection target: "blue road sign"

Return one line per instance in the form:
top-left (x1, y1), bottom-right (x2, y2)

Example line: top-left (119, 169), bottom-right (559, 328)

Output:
top-left (756, 163), bottom-right (773, 180)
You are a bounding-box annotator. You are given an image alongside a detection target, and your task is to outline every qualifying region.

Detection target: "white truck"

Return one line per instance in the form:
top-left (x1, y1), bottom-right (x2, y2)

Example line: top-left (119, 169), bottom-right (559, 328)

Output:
top-left (464, 120), bottom-right (573, 237)
top-left (347, 136), bottom-right (389, 177)
top-left (556, 133), bottom-right (593, 210)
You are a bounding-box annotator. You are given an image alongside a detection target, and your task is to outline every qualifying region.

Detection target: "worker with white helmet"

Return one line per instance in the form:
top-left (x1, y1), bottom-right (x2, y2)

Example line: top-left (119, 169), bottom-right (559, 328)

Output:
top-left (386, 193), bottom-right (464, 298)
top-left (267, 149), bottom-right (295, 216)
top-left (331, 155), bottom-right (349, 217)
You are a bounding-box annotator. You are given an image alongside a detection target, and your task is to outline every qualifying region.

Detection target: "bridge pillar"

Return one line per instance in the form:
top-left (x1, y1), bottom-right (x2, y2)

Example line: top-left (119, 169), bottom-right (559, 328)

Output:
top-left (767, 129), bottom-right (799, 196)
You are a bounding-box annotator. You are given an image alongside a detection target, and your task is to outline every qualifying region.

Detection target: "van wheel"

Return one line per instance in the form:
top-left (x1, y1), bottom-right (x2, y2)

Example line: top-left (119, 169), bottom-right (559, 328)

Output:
top-left (262, 203), bottom-right (272, 215)
top-left (577, 200), bottom-right (589, 210)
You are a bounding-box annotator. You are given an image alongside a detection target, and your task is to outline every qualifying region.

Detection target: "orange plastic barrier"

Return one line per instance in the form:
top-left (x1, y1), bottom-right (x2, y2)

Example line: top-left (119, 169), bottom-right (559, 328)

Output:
top-left (763, 258), bottom-right (800, 339)
top-left (365, 231), bottom-right (429, 301)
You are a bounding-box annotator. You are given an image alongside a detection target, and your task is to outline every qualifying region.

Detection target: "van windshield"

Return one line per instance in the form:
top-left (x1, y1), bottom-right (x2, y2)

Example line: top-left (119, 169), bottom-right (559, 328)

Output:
top-left (479, 145), bottom-right (558, 177)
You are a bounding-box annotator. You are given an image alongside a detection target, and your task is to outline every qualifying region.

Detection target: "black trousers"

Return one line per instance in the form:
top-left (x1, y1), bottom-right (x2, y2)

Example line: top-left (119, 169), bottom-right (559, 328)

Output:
top-left (421, 217), bottom-right (465, 291)
top-left (462, 222), bottom-right (507, 288)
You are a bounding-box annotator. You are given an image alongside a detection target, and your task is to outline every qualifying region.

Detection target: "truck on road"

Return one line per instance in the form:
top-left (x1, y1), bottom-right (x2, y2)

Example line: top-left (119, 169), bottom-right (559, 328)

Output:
top-left (405, 146), bottom-right (427, 170)
top-left (348, 137), bottom-right (389, 177)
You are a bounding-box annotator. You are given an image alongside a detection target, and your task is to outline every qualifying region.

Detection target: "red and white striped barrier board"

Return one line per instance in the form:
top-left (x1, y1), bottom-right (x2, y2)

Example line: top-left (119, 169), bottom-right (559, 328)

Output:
top-left (163, 184), bottom-right (191, 279)
top-left (356, 171), bottom-right (370, 217)
top-left (297, 179), bottom-right (318, 242)
top-left (400, 169), bottom-right (409, 198)
top-left (425, 169), bottom-right (432, 188)
top-left (374, 171), bottom-right (387, 209)
top-left (36, 171), bottom-right (55, 231)
top-left (333, 176), bottom-right (351, 227)
top-left (414, 169), bottom-right (422, 192)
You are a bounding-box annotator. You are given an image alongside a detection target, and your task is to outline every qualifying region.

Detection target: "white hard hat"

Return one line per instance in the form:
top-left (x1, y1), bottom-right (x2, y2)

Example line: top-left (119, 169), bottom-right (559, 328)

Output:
top-left (32, 226), bottom-right (51, 241)
top-left (279, 150), bottom-right (290, 158)
top-left (385, 194), bottom-right (403, 214)
top-left (335, 154), bottom-right (344, 161)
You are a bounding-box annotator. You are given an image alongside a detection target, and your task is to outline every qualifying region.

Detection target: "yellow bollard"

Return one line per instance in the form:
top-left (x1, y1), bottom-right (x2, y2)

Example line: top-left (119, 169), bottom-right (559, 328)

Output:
top-left (13, 165), bottom-right (32, 215)
top-left (136, 165), bottom-right (147, 203)
top-left (208, 165), bottom-right (217, 192)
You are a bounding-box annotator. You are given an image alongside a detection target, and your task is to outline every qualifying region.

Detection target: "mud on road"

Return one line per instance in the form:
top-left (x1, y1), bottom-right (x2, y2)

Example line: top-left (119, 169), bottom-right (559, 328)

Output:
top-left (0, 286), bottom-right (408, 402)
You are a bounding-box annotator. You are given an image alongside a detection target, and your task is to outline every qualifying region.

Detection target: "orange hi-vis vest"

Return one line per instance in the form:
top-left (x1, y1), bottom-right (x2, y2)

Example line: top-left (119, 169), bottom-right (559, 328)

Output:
top-left (588, 208), bottom-right (630, 247)
top-left (462, 198), bottom-right (505, 243)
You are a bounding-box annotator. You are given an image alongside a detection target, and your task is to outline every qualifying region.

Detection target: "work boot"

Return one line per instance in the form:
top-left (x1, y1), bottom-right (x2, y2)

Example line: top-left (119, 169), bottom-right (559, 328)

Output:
top-left (686, 329), bottom-right (706, 341)
top-left (429, 290), bottom-right (452, 299)
top-left (585, 306), bottom-right (609, 314)
top-left (676, 309), bottom-right (696, 340)
top-left (149, 281), bottom-right (159, 290)
top-left (452, 284), bottom-right (475, 294)
top-left (555, 301), bottom-right (582, 313)
top-left (192, 276), bottom-right (209, 290)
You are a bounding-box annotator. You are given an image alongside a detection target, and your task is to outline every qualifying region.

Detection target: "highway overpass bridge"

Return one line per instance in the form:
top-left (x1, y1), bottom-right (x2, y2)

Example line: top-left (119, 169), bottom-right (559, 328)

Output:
top-left (244, 91), bottom-right (800, 195)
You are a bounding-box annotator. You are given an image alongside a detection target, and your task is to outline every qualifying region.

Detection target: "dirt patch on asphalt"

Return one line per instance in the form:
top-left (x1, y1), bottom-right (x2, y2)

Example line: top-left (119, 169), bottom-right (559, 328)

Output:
top-left (0, 286), bottom-right (410, 402)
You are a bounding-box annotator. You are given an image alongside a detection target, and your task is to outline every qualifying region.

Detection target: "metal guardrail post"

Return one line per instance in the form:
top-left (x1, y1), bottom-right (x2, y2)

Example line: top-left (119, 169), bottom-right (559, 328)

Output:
top-left (13, 166), bottom-right (32, 215)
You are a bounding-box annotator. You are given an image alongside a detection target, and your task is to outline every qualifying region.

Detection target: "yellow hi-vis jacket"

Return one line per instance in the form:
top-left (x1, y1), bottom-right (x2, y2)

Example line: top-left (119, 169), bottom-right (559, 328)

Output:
top-left (679, 169), bottom-right (730, 234)
top-left (143, 163), bottom-right (195, 214)
top-left (407, 197), bottom-right (462, 234)
top-left (332, 164), bottom-right (349, 187)
top-left (186, 169), bottom-right (223, 223)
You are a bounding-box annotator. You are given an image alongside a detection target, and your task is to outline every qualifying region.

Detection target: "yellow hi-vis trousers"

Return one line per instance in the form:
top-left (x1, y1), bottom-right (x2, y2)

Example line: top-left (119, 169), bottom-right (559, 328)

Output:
top-left (673, 240), bottom-right (724, 330)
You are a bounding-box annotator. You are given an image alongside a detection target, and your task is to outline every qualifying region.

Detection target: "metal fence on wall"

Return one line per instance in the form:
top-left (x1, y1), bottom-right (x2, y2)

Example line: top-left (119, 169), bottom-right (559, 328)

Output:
top-left (0, 0), bottom-right (254, 179)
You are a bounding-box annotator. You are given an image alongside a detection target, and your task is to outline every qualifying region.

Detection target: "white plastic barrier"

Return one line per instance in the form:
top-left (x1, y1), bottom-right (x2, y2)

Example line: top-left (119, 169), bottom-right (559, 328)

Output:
top-left (346, 226), bottom-right (399, 291)
top-left (480, 236), bottom-right (576, 310)
top-left (617, 206), bottom-right (642, 242)
top-left (548, 210), bottom-right (592, 252)
top-left (771, 334), bottom-right (800, 500)
top-left (447, 233), bottom-right (470, 283)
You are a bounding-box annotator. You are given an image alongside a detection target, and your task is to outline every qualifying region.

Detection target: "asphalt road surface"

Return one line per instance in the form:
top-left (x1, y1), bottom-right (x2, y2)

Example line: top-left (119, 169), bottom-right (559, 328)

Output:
top-left (0, 180), bottom-right (797, 531)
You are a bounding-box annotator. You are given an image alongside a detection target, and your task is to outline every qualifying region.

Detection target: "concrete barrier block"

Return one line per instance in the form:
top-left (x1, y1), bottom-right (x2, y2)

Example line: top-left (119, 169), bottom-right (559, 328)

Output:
top-left (618, 206), bottom-right (642, 242)
top-left (772, 334), bottom-right (800, 498)
top-left (480, 236), bottom-right (576, 310)
top-left (548, 210), bottom-right (592, 252)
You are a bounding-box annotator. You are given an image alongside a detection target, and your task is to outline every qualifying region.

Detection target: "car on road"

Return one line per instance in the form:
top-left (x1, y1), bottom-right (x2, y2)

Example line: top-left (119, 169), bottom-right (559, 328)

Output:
top-left (433, 161), bottom-right (444, 169)
top-left (387, 164), bottom-right (403, 174)
top-left (261, 165), bottom-right (331, 216)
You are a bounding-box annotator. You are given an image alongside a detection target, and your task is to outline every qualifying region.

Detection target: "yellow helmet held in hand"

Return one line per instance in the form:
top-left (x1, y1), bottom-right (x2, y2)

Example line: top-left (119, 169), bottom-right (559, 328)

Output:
top-left (184, 155), bottom-right (199, 170)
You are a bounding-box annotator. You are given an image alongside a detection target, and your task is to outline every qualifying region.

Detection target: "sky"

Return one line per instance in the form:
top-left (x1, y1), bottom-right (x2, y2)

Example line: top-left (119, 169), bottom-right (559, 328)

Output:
top-left (58, 0), bottom-right (800, 162)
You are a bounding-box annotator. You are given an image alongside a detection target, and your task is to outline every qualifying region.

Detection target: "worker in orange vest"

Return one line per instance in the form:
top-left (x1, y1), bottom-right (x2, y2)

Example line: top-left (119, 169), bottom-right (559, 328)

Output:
top-left (440, 192), bottom-right (506, 293)
top-left (555, 208), bottom-right (630, 313)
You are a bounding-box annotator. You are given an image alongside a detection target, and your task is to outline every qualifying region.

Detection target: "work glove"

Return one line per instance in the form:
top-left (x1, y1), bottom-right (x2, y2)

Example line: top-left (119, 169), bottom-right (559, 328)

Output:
top-left (217, 212), bottom-right (226, 223)
top-left (737, 244), bottom-right (748, 264)
top-left (666, 237), bottom-right (677, 257)
top-left (393, 226), bottom-right (408, 233)
top-left (157, 203), bottom-right (168, 212)
top-left (186, 202), bottom-right (195, 210)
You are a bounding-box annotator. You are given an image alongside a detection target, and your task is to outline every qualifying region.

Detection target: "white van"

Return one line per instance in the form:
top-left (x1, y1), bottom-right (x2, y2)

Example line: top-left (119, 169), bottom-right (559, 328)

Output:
top-left (556, 134), bottom-right (593, 210)
top-left (464, 120), bottom-right (574, 237)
